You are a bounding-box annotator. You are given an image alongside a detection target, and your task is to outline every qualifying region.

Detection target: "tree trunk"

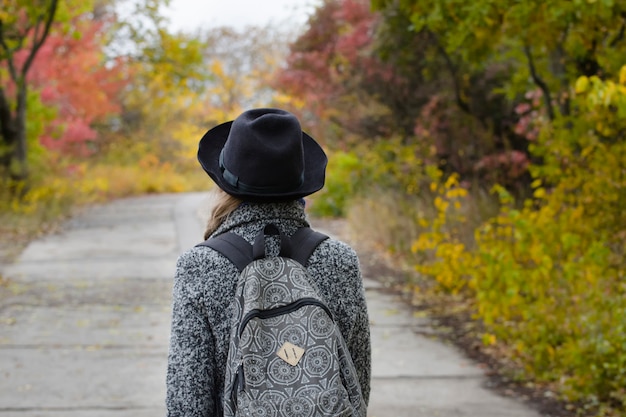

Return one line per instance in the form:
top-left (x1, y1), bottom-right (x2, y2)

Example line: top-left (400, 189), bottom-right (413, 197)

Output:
top-left (0, 0), bottom-right (59, 182)
top-left (0, 83), bottom-right (28, 180)
top-left (12, 82), bottom-right (28, 181)
top-left (0, 87), bottom-right (16, 171)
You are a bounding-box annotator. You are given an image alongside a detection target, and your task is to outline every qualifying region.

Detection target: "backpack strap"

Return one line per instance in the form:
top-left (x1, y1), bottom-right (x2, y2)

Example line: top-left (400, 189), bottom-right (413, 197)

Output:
top-left (196, 226), bottom-right (329, 271)
top-left (290, 227), bottom-right (329, 266)
top-left (253, 224), bottom-right (291, 260)
top-left (196, 233), bottom-right (253, 273)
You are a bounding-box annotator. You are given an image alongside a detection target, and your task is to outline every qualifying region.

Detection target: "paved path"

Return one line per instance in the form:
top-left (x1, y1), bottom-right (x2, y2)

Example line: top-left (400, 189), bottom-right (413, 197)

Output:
top-left (0, 193), bottom-right (543, 417)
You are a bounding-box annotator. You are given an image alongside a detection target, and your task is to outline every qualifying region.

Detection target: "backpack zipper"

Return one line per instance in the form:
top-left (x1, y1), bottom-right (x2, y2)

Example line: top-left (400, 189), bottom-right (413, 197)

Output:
top-left (232, 298), bottom-right (334, 404)
top-left (238, 298), bottom-right (333, 337)
top-left (231, 362), bottom-right (245, 406)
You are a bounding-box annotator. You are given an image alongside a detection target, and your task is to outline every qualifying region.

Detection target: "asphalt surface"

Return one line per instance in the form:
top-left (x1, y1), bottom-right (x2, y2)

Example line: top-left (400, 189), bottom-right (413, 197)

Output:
top-left (0, 192), bottom-right (543, 416)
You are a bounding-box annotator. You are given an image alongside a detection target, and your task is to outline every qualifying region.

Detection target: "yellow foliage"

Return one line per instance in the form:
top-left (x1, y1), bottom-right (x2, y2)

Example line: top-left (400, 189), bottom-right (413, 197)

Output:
top-left (1, 151), bottom-right (210, 249)
top-left (620, 65), bottom-right (626, 85)
top-left (482, 333), bottom-right (497, 346)
top-left (575, 76), bottom-right (589, 94)
top-left (330, 65), bottom-right (623, 415)
top-left (405, 67), bottom-right (626, 411)
top-left (172, 122), bottom-right (206, 161)
top-left (532, 187), bottom-right (546, 198)
top-left (409, 172), bottom-right (476, 295)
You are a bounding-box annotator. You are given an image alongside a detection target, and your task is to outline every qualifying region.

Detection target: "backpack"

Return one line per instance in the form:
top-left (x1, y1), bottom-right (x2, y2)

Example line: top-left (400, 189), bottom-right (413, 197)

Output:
top-left (198, 224), bottom-right (366, 417)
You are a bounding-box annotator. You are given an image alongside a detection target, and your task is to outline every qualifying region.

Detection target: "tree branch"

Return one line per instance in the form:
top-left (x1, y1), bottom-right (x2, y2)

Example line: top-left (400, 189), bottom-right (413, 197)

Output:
top-left (431, 32), bottom-right (471, 114)
top-left (0, 15), bottom-right (27, 83)
top-left (0, 86), bottom-right (14, 142)
top-left (1, 49), bottom-right (18, 88)
top-left (523, 43), bottom-right (555, 121)
top-left (21, 0), bottom-right (59, 78)
top-left (609, 12), bottom-right (626, 47)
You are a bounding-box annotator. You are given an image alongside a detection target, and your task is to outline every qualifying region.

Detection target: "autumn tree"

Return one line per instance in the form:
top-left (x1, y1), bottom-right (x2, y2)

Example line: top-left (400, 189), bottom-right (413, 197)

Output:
top-left (200, 25), bottom-right (294, 120)
top-left (110, 27), bottom-right (208, 167)
top-left (0, 0), bottom-right (66, 180)
top-left (366, 2), bottom-right (626, 411)
top-left (27, 16), bottom-right (127, 157)
top-left (373, 5), bottom-right (529, 186)
top-left (372, 0), bottom-right (626, 121)
top-left (276, 0), bottom-right (516, 173)
top-left (275, 0), bottom-right (417, 145)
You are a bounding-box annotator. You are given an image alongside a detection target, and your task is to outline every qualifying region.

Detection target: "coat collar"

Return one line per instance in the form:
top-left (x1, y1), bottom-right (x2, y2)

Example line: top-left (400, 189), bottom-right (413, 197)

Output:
top-left (210, 200), bottom-right (310, 239)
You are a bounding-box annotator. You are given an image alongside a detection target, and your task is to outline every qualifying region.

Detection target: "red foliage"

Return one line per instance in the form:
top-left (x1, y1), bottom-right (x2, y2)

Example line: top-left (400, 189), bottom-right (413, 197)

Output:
top-left (334, 0), bottom-right (373, 63)
top-left (275, 0), bottom-right (395, 135)
top-left (475, 150), bottom-right (530, 182)
top-left (15, 18), bottom-right (127, 155)
top-left (276, 0), bottom-right (341, 109)
top-left (514, 89), bottom-right (544, 142)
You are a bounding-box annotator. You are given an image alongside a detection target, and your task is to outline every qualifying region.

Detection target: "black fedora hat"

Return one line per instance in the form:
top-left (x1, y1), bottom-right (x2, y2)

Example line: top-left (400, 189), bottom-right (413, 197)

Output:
top-left (198, 108), bottom-right (327, 202)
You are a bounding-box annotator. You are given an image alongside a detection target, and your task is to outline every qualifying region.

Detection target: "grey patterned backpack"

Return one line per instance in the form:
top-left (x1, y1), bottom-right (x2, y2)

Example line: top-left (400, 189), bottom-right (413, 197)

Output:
top-left (199, 224), bottom-right (366, 417)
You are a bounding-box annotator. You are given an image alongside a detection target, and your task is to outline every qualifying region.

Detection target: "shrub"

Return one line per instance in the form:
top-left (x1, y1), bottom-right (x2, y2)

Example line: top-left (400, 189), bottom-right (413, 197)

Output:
top-left (410, 66), bottom-right (626, 414)
top-left (309, 150), bottom-right (363, 217)
top-left (0, 151), bottom-right (209, 255)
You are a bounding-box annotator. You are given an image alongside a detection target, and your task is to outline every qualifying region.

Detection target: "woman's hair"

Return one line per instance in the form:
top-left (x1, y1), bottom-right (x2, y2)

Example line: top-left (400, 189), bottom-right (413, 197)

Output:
top-left (204, 188), bottom-right (243, 239)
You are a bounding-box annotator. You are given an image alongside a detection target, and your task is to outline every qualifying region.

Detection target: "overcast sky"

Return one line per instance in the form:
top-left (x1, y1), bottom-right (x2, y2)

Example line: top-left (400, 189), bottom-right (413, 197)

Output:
top-left (164, 0), bottom-right (321, 32)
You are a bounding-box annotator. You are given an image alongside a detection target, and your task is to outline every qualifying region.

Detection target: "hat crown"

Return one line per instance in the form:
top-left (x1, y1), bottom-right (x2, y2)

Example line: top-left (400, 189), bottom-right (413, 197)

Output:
top-left (220, 109), bottom-right (305, 193)
top-left (197, 107), bottom-right (327, 202)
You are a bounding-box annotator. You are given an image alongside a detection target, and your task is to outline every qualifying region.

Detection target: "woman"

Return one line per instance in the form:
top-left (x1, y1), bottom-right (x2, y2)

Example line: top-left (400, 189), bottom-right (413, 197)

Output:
top-left (166, 108), bottom-right (371, 416)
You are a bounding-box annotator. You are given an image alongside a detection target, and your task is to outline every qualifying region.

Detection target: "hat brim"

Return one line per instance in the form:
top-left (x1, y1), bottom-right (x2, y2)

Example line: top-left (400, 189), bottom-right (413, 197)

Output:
top-left (198, 120), bottom-right (327, 202)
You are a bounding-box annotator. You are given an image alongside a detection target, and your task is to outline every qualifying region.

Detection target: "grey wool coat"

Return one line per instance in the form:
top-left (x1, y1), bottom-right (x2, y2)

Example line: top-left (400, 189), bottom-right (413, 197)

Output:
top-left (166, 200), bottom-right (371, 417)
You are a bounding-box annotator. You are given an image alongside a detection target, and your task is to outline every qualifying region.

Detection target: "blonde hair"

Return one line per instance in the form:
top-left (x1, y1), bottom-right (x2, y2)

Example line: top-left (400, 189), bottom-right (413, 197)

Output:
top-left (204, 188), bottom-right (243, 239)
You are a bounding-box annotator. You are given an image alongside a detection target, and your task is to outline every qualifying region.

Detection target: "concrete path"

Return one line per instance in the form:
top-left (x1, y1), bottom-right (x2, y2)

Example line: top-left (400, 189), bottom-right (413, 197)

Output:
top-left (0, 192), bottom-right (543, 417)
